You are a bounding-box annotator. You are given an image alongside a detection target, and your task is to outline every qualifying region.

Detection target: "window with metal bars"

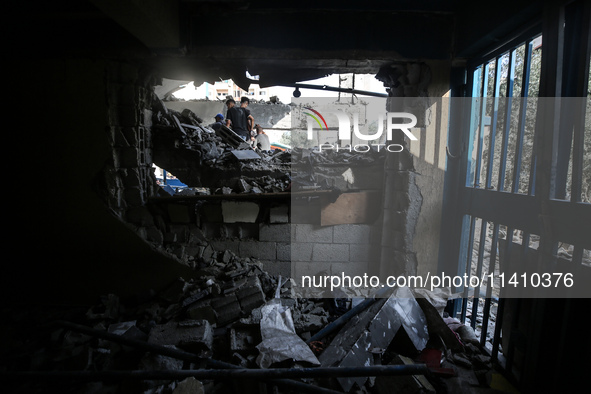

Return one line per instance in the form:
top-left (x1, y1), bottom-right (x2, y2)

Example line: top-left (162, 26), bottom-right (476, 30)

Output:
top-left (441, 0), bottom-right (591, 389)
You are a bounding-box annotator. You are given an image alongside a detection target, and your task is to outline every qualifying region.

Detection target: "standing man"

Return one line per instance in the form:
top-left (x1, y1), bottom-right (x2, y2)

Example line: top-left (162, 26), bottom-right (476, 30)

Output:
top-left (240, 96), bottom-right (255, 134)
top-left (225, 98), bottom-right (249, 141)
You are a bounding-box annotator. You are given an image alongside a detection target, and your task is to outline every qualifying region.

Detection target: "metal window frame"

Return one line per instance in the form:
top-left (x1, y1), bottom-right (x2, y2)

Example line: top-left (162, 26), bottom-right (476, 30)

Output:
top-left (439, 0), bottom-right (591, 390)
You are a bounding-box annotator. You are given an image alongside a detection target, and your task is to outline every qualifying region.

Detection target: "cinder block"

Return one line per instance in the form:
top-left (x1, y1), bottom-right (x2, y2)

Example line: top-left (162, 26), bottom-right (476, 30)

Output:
top-left (260, 260), bottom-right (292, 278)
top-left (210, 240), bottom-right (240, 254)
top-left (186, 302), bottom-right (216, 324)
top-left (239, 241), bottom-right (277, 260)
top-left (333, 224), bottom-right (372, 244)
top-left (277, 243), bottom-right (291, 261)
top-left (330, 261), bottom-right (370, 278)
top-left (291, 262), bottom-right (332, 290)
top-left (312, 243), bottom-right (349, 262)
top-left (221, 201), bottom-right (260, 223)
top-left (211, 295), bottom-right (242, 326)
top-left (259, 224), bottom-right (291, 242)
top-left (148, 319), bottom-right (213, 355)
top-left (292, 261), bottom-right (331, 277)
top-left (350, 244), bottom-right (372, 262)
top-left (236, 277), bottom-right (266, 314)
top-left (294, 224), bottom-right (332, 243)
top-left (270, 206), bottom-right (289, 223)
top-left (291, 243), bottom-right (314, 262)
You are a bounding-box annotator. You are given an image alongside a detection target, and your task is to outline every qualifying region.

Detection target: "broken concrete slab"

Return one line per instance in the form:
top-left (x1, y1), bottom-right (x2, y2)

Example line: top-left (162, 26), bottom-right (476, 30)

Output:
top-left (318, 286), bottom-right (429, 392)
top-left (236, 276), bottom-right (266, 314)
top-left (210, 294), bottom-right (242, 327)
top-left (148, 319), bottom-right (213, 357)
top-left (230, 326), bottom-right (261, 353)
top-left (231, 149), bottom-right (262, 161)
top-left (270, 206), bottom-right (289, 223)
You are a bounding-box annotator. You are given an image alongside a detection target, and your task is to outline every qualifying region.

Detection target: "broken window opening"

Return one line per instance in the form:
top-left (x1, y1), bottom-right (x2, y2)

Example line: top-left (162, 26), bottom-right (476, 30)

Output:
top-left (153, 164), bottom-right (188, 193)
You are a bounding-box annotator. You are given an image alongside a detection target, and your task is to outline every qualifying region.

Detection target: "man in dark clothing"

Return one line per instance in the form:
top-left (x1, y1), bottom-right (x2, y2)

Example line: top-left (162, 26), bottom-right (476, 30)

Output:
top-left (240, 96), bottom-right (255, 133)
top-left (225, 98), bottom-right (249, 140)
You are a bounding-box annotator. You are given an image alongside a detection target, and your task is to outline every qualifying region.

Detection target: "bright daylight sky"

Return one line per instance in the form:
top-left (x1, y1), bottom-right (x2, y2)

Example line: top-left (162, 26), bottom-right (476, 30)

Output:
top-left (172, 74), bottom-right (387, 103)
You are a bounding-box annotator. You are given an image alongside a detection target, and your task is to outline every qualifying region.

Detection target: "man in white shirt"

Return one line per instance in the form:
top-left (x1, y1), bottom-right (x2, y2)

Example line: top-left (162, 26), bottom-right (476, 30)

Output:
top-left (254, 124), bottom-right (271, 151)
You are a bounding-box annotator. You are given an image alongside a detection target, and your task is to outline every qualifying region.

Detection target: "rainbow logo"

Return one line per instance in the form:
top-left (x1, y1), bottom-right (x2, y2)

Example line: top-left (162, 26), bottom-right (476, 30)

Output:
top-left (303, 107), bottom-right (328, 130)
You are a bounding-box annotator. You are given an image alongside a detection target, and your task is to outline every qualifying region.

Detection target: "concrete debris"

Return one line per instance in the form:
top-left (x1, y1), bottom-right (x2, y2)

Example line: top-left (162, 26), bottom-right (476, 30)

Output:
top-left (148, 319), bottom-right (214, 357)
top-left (318, 286), bottom-right (429, 392)
top-left (444, 317), bottom-right (480, 346)
top-left (172, 377), bottom-right (205, 394)
top-left (290, 147), bottom-right (386, 192)
top-left (1, 256), bottom-right (496, 393)
top-left (151, 99), bottom-right (291, 194)
top-left (151, 97), bottom-right (401, 199)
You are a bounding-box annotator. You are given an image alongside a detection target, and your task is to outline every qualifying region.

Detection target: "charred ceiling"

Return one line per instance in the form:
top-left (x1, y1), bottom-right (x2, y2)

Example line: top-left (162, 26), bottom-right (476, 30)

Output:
top-left (11, 0), bottom-right (543, 88)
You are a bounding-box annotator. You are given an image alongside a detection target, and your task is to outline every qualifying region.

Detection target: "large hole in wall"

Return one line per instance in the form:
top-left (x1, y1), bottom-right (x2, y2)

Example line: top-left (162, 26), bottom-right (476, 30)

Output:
top-left (98, 62), bottom-right (446, 289)
top-left (139, 73), bottom-right (392, 275)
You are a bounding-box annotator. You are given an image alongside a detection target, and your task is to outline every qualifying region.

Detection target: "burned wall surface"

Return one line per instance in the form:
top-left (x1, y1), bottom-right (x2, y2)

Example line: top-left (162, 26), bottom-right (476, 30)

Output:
top-left (6, 58), bottom-right (196, 304)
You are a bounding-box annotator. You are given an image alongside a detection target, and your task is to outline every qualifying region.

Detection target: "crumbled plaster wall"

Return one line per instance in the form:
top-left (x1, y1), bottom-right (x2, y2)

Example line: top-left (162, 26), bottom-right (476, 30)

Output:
top-left (376, 60), bottom-right (450, 278)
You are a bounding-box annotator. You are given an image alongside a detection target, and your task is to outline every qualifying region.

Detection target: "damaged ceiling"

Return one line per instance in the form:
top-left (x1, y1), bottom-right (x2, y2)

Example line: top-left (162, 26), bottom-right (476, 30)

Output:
top-left (13, 0), bottom-right (543, 89)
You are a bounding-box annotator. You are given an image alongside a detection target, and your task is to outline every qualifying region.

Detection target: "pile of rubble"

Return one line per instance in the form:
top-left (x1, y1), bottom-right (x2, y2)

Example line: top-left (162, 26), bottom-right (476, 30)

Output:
top-left (0, 250), bottom-right (499, 394)
top-left (290, 147), bottom-right (387, 192)
top-left (150, 96), bottom-right (291, 194)
top-left (149, 95), bottom-right (395, 197)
